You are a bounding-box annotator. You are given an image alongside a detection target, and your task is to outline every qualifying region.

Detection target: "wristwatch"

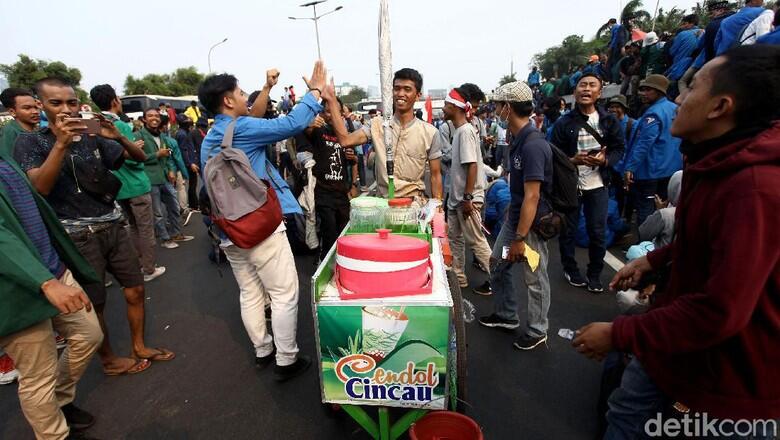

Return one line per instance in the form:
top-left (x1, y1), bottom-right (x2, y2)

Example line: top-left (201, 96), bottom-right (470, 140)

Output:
top-left (463, 193), bottom-right (474, 201)
top-left (513, 234), bottom-right (526, 242)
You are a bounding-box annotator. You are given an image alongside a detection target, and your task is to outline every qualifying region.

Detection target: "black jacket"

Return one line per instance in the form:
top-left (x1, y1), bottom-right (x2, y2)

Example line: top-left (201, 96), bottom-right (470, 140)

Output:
top-left (548, 106), bottom-right (625, 186)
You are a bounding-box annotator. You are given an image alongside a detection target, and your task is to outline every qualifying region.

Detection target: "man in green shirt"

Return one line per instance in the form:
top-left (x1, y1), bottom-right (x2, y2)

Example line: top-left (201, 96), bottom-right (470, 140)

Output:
top-left (90, 85), bottom-right (165, 282)
top-left (640, 32), bottom-right (667, 78)
top-left (0, 147), bottom-right (103, 439)
top-left (135, 108), bottom-right (193, 249)
top-left (0, 87), bottom-right (40, 158)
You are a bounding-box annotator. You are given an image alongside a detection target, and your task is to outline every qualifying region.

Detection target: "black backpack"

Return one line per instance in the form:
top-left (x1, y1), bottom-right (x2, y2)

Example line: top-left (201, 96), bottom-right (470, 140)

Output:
top-left (524, 130), bottom-right (578, 214)
top-left (548, 143), bottom-right (579, 213)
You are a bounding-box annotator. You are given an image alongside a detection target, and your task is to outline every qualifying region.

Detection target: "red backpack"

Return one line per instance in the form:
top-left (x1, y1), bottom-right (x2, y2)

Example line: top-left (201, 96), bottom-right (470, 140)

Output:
top-left (203, 119), bottom-right (283, 249)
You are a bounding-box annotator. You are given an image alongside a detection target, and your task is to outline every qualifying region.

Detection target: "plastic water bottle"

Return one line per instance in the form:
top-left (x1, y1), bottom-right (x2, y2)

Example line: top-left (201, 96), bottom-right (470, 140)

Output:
top-left (462, 299), bottom-right (476, 323)
top-left (558, 328), bottom-right (576, 340)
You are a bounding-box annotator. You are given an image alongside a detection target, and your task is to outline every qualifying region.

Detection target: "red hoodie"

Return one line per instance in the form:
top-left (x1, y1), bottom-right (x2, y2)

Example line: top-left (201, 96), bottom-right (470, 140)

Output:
top-left (613, 122), bottom-right (780, 419)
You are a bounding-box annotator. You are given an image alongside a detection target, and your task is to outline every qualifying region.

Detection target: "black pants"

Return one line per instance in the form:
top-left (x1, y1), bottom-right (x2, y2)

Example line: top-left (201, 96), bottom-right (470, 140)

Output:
top-left (188, 172), bottom-right (199, 210)
top-left (315, 189), bottom-right (350, 260)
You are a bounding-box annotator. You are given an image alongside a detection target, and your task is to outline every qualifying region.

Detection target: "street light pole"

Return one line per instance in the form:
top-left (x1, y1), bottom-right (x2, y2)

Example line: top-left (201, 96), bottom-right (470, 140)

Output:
top-left (208, 38), bottom-right (228, 73)
top-left (289, 1), bottom-right (343, 59)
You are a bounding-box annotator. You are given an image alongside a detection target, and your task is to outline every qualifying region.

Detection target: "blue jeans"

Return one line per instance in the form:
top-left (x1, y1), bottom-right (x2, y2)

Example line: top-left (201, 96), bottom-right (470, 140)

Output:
top-left (559, 186), bottom-right (608, 279)
top-left (630, 179), bottom-right (658, 230)
top-left (605, 359), bottom-right (778, 440)
top-left (489, 224), bottom-right (551, 337)
top-left (150, 183), bottom-right (181, 241)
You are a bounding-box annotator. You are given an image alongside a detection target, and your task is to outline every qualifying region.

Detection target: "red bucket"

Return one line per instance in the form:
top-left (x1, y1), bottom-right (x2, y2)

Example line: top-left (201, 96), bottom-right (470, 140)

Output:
top-left (409, 411), bottom-right (483, 440)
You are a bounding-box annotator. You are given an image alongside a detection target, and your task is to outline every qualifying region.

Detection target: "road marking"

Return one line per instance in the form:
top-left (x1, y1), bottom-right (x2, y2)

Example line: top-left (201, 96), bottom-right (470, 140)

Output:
top-left (604, 250), bottom-right (625, 272)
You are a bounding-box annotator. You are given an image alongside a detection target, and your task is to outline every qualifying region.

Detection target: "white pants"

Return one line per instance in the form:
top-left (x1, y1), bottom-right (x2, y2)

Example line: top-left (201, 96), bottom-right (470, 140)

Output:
top-left (223, 231), bottom-right (300, 366)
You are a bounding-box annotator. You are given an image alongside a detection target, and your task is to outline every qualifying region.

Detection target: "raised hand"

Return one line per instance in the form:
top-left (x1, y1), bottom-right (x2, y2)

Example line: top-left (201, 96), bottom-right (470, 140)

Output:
top-left (265, 68), bottom-right (280, 89)
top-left (302, 60), bottom-right (327, 93)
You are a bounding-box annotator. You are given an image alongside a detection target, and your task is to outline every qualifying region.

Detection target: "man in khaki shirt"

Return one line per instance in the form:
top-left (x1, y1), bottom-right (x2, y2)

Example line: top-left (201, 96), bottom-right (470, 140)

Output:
top-left (327, 68), bottom-right (443, 201)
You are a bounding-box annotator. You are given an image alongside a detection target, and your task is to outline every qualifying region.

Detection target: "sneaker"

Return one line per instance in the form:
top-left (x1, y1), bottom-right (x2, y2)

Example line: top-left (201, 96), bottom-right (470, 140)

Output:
top-left (143, 266), bottom-right (167, 283)
top-left (274, 355), bottom-right (312, 382)
top-left (104, 280), bottom-right (113, 288)
top-left (473, 281), bottom-right (492, 296)
top-left (513, 334), bottom-right (548, 351)
top-left (172, 234), bottom-right (195, 242)
top-left (478, 314), bottom-right (520, 330)
top-left (182, 209), bottom-right (194, 226)
top-left (587, 276), bottom-right (605, 294)
top-left (0, 354), bottom-right (18, 385)
top-left (55, 334), bottom-right (67, 350)
top-left (564, 271), bottom-right (587, 288)
top-left (61, 403), bottom-right (95, 431)
top-left (161, 240), bottom-right (179, 249)
top-left (255, 349), bottom-right (276, 370)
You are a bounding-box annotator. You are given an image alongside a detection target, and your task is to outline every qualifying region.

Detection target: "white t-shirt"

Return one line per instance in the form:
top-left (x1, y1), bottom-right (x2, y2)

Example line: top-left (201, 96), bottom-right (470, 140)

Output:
top-left (577, 111), bottom-right (605, 191)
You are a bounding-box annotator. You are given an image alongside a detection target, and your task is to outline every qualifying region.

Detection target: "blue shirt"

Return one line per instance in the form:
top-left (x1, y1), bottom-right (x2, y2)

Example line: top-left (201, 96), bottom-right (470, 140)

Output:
top-left (757, 27), bottom-right (780, 45)
top-left (506, 123), bottom-right (553, 230)
top-left (528, 71), bottom-right (541, 86)
top-left (714, 7), bottom-right (766, 55)
top-left (624, 97), bottom-right (683, 180)
top-left (610, 24), bottom-right (624, 49)
top-left (201, 93), bottom-right (323, 215)
top-left (0, 159), bottom-right (62, 276)
top-left (665, 27), bottom-right (700, 80)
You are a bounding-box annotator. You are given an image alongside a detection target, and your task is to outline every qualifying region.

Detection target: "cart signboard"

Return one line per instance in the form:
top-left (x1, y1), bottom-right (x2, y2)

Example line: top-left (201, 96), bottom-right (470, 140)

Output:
top-left (317, 305), bottom-right (449, 410)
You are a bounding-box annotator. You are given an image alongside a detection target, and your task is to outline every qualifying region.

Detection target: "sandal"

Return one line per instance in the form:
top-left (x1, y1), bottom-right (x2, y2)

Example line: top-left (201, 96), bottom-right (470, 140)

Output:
top-left (104, 358), bottom-right (151, 376)
top-left (137, 347), bottom-right (175, 362)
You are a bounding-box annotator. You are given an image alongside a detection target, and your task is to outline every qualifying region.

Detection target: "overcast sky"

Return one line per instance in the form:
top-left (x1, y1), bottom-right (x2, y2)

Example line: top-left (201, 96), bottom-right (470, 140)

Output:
top-left (1, 0), bottom-right (699, 98)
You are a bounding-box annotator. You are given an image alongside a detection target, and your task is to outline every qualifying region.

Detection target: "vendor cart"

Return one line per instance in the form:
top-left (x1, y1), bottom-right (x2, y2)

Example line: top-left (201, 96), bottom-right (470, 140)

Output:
top-left (312, 219), bottom-right (468, 440)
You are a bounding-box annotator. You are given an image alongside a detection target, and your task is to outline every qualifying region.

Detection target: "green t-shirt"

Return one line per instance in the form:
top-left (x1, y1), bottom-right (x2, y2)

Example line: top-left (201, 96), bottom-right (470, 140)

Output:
top-left (108, 115), bottom-right (151, 200)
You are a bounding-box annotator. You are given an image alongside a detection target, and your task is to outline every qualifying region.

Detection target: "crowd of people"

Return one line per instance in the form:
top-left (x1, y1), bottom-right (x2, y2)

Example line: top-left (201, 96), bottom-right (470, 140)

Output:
top-left (1, 1), bottom-right (779, 438)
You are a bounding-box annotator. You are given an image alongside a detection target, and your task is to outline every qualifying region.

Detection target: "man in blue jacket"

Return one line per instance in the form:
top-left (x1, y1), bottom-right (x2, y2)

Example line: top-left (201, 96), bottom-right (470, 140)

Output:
top-left (199, 62), bottom-right (326, 382)
top-left (549, 73), bottom-right (625, 293)
top-left (527, 66), bottom-right (541, 89)
top-left (665, 14), bottom-right (701, 99)
top-left (714, 0), bottom-right (766, 55)
top-left (623, 74), bottom-right (683, 228)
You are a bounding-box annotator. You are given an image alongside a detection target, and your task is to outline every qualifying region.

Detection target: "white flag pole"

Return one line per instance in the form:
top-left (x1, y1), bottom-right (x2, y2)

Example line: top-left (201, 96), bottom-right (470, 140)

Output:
top-left (378, 0), bottom-right (395, 198)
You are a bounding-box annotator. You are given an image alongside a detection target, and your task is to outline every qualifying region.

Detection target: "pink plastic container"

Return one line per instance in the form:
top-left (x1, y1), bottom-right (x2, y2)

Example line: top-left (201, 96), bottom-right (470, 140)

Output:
top-left (336, 229), bottom-right (431, 299)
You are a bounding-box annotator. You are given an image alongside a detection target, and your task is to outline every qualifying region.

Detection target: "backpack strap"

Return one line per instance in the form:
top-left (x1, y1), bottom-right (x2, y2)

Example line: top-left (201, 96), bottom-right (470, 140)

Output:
top-left (578, 117), bottom-right (607, 148)
top-left (220, 119), bottom-right (238, 149)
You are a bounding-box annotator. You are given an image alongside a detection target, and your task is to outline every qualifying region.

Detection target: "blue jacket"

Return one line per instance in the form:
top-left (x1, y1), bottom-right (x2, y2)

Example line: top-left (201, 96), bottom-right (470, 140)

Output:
top-left (618, 114), bottom-right (637, 146)
top-left (569, 71), bottom-right (583, 89)
top-left (666, 27), bottom-right (700, 80)
top-left (527, 71), bottom-right (541, 86)
top-left (610, 24), bottom-right (625, 50)
top-left (714, 7), bottom-right (766, 55)
top-left (757, 27), bottom-right (780, 44)
top-left (623, 97), bottom-right (683, 180)
top-left (201, 93), bottom-right (322, 215)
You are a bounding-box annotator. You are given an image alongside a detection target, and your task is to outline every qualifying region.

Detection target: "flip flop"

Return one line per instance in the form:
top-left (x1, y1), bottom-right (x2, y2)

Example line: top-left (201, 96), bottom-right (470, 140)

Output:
top-left (103, 358), bottom-right (151, 376)
top-left (137, 347), bottom-right (175, 362)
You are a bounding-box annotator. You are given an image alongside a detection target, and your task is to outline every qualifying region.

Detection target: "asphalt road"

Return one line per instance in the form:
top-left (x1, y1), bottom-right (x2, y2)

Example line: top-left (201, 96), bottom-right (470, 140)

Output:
top-left (1, 214), bottom-right (621, 440)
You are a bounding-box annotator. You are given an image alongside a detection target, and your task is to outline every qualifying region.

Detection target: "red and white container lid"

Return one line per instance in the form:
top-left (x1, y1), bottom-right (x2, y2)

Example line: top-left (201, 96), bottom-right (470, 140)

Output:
top-left (336, 229), bottom-right (431, 299)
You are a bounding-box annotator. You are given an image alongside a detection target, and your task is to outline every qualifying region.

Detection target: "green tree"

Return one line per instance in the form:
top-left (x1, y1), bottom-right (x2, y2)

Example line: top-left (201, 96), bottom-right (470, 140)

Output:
top-left (498, 73), bottom-right (517, 86)
top-left (0, 54), bottom-right (94, 109)
top-left (339, 86), bottom-right (368, 106)
top-left (124, 67), bottom-right (204, 96)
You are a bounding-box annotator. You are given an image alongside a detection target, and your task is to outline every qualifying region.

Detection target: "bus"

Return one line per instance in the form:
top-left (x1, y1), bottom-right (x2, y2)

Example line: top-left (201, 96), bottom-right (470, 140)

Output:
top-left (119, 94), bottom-right (205, 120)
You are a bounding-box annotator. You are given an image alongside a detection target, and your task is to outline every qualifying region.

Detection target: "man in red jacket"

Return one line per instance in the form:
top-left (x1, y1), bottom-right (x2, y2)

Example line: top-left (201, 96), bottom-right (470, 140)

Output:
top-left (574, 44), bottom-right (780, 438)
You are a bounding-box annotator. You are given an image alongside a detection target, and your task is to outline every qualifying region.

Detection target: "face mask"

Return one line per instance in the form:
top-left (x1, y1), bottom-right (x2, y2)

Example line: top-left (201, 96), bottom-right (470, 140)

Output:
top-left (497, 106), bottom-right (510, 129)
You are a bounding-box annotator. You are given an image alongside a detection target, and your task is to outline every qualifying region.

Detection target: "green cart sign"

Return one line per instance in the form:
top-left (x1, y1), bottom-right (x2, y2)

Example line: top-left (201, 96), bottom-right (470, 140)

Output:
top-left (317, 305), bottom-right (450, 410)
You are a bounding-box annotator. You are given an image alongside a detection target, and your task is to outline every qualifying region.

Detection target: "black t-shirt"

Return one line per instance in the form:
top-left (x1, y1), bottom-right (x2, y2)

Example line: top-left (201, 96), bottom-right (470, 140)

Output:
top-left (14, 128), bottom-right (125, 219)
top-left (304, 125), bottom-right (351, 194)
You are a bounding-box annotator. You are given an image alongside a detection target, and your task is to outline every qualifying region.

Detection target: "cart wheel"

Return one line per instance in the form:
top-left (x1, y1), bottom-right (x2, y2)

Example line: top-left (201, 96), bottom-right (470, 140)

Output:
top-left (447, 269), bottom-right (468, 413)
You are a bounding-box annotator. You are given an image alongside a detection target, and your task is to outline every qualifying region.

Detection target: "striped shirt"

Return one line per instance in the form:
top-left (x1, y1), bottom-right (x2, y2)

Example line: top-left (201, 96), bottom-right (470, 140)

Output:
top-left (0, 159), bottom-right (63, 276)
